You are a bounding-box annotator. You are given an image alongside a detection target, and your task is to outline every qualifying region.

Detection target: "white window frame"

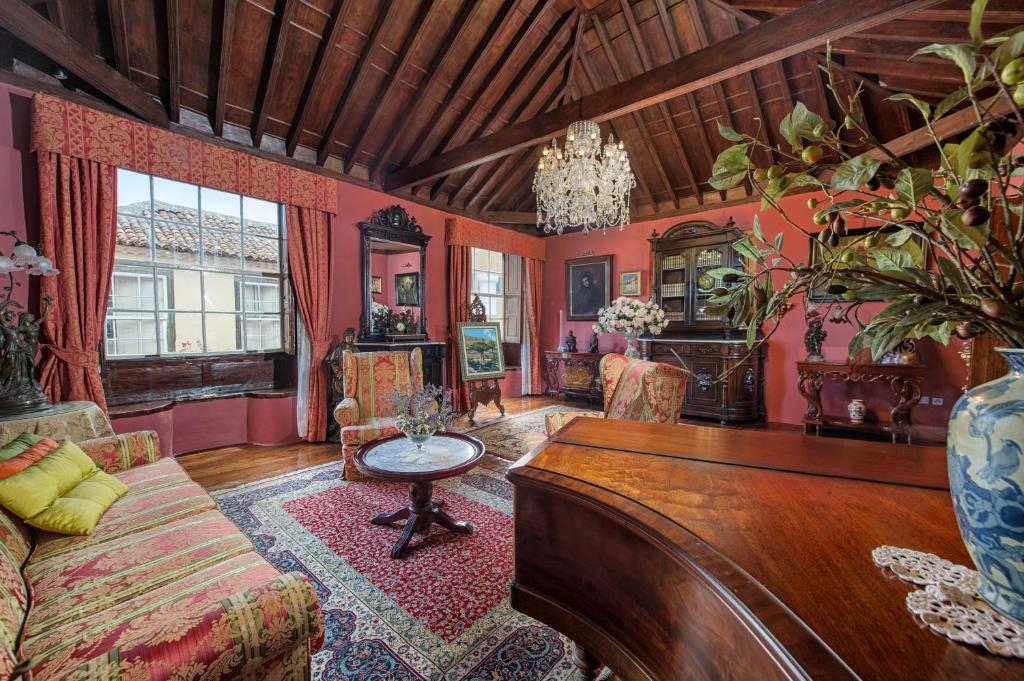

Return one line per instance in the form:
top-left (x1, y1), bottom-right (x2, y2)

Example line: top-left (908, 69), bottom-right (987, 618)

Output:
top-left (470, 248), bottom-right (523, 343)
top-left (106, 171), bottom-right (288, 358)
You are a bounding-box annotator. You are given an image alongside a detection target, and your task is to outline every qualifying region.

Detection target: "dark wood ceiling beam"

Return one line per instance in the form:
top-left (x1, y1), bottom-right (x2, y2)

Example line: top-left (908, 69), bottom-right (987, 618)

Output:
top-left (723, 0), bottom-right (1024, 23)
top-left (843, 54), bottom-right (965, 83)
top-left (619, 0), bottom-right (701, 203)
top-left (316, 0), bottom-right (401, 166)
top-left (213, 0), bottom-right (238, 136)
top-left (166, 0), bottom-right (180, 123)
top-left (440, 8), bottom-right (577, 204)
top-left (368, 0), bottom-right (479, 181)
top-left (561, 9), bottom-right (587, 105)
top-left (286, 0), bottom-right (352, 157)
top-left (0, 0), bottom-right (169, 126)
top-left (653, 0), bottom-right (723, 201)
top-left (412, 0), bottom-right (557, 184)
top-left (398, 0), bottom-right (520, 168)
top-left (591, 14), bottom-right (677, 209)
top-left (253, 0), bottom-right (300, 148)
top-left (344, 0), bottom-right (444, 175)
top-left (105, 0), bottom-right (129, 77)
top-left (45, 1), bottom-right (66, 32)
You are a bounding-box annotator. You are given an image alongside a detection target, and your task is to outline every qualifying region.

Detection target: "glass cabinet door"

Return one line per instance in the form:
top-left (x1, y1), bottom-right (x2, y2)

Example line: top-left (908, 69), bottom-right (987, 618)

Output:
top-left (690, 245), bottom-right (731, 326)
top-left (658, 249), bottom-right (687, 325)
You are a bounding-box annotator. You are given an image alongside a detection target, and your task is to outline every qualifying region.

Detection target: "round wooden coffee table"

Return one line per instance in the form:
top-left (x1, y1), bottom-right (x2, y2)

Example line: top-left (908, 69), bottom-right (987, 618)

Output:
top-left (354, 432), bottom-right (485, 559)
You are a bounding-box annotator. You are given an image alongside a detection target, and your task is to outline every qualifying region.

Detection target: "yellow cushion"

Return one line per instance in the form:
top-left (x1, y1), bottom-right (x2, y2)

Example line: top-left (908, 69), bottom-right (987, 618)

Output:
top-left (27, 470), bottom-right (128, 535)
top-left (0, 441), bottom-right (99, 519)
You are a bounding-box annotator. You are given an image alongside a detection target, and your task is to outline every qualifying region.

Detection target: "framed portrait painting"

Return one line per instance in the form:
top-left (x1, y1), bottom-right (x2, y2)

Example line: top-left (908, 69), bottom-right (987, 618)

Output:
top-left (565, 255), bottom-right (611, 320)
top-left (620, 270), bottom-right (641, 297)
top-left (371, 275), bottom-right (383, 294)
top-left (394, 272), bottom-right (420, 306)
top-left (457, 322), bottom-right (507, 381)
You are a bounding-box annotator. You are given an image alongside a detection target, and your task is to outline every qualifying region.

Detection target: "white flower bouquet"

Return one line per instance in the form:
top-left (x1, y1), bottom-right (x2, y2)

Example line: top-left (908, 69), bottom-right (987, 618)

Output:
top-left (592, 296), bottom-right (667, 358)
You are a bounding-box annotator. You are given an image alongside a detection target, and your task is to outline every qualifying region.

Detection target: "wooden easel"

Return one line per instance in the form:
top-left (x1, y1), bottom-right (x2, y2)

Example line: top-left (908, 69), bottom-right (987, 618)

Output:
top-left (465, 295), bottom-right (505, 425)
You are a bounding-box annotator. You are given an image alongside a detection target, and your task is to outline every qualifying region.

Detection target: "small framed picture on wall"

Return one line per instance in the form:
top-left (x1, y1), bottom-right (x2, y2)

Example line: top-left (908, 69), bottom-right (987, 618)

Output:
top-left (620, 271), bottom-right (642, 297)
top-left (371, 275), bottom-right (383, 294)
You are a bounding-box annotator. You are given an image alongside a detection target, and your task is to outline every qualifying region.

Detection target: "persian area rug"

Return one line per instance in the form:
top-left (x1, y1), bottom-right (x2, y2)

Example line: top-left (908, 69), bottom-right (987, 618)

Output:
top-left (459, 405), bottom-right (590, 461)
top-left (213, 454), bottom-right (582, 680)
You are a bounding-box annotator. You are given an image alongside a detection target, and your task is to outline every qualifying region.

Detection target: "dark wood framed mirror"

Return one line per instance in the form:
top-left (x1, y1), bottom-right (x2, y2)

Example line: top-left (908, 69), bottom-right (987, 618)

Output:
top-left (359, 206), bottom-right (431, 341)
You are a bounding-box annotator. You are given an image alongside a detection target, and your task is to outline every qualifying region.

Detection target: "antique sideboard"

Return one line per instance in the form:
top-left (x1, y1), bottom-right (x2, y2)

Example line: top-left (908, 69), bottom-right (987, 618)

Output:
top-left (544, 351), bottom-right (603, 404)
top-left (508, 418), bottom-right (1014, 681)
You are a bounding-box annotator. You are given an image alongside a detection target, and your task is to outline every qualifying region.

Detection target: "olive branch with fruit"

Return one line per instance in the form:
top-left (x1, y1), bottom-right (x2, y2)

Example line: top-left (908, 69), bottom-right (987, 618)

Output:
top-left (705, 1), bottom-right (1024, 360)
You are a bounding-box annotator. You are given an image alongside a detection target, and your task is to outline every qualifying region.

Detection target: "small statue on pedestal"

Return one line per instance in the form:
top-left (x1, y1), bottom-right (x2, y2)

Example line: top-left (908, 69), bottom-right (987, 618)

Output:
top-left (804, 315), bottom-right (827, 362)
top-left (588, 332), bottom-right (599, 354)
top-left (564, 330), bottom-right (577, 353)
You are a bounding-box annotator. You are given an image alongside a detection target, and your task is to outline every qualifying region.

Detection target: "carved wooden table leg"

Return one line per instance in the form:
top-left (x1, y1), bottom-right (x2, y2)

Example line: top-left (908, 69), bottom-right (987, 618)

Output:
top-left (546, 356), bottom-right (561, 397)
top-left (890, 375), bottom-right (923, 443)
top-left (797, 369), bottom-right (823, 434)
top-left (571, 641), bottom-right (600, 680)
top-left (372, 480), bottom-right (474, 559)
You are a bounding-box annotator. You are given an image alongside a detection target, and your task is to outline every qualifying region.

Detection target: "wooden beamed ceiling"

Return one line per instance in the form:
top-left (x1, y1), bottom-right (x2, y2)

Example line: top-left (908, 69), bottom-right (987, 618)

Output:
top-left (2, 0), bottom-right (1020, 233)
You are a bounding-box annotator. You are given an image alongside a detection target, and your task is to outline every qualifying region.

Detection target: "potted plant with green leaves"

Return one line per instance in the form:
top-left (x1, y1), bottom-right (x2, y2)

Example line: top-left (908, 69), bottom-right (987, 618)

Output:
top-left (705, 3), bottom-right (1024, 622)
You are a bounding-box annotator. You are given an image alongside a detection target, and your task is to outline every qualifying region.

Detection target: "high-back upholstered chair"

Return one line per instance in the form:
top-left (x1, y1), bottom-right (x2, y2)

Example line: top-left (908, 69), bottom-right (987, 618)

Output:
top-left (334, 348), bottom-right (424, 479)
top-left (544, 353), bottom-right (689, 436)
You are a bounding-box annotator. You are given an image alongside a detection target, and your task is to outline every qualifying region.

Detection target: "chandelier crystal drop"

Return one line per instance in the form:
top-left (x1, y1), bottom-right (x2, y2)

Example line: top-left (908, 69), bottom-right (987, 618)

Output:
top-left (532, 120), bottom-right (636, 235)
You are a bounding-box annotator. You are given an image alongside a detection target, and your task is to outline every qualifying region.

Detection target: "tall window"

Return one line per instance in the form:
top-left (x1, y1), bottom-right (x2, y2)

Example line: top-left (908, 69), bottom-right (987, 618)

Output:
top-left (106, 169), bottom-right (287, 358)
top-left (470, 248), bottom-right (522, 343)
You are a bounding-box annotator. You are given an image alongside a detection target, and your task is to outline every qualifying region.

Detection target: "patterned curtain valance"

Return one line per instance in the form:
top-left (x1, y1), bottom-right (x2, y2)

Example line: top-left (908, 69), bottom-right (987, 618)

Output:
top-left (445, 217), bottom-right (545, 261)
top-left (30, 93), bottom-right (337, 214)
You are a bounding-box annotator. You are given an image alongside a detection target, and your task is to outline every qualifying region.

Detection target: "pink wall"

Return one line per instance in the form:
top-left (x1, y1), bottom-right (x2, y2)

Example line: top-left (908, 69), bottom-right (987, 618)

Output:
top-left (0, 81), bottom-right (39, 311)
top-left (542, 194), bottom-right (968, 428)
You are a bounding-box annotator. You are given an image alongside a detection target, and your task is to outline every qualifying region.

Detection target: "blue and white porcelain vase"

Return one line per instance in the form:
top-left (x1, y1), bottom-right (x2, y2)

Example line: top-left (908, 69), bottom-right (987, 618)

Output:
top-left (947, 347), bottom-right (1024, 622)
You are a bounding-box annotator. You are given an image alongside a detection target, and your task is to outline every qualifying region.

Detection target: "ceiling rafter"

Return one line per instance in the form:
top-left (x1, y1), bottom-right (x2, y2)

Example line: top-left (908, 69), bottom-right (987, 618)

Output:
top-left (316, 0), bottom-right (401, 167)
top-left (213, 0), bottom-right (238, 137)
top-left (285, 0), bottom-right (352, 157)
top-left (344, 0), bottom-right (445, 175)
top-left (0, 0), bottom-right (169, 126)
top-left (398, 0), bottom-right (521, 171)
top-left (560, 9), bottom-right (587, 106)
top-left (619, 0), bottom-right (702, 203)
top-left (252, 0), bottom-right (300, 148)
top-left (684, 0), bottom-right (748, 197)
top-left (166, 0), bottom-right (180, 123)
top-left (447, 31), bottom-right (574, 206)
top-left (592, 14), bottom-right (679, 210)
top-left (368, 0), bottom-right (480, 182)
top-left (440, 8), bottom-right (579, 204)
top-left (413, 0), bottom-right (558, 192)
top-left (723, 0), bottom-right (1024, 24)
top-left (105, 0), bottom-right (129, 76)
top-left (385, 0), bottom-right (945, 194)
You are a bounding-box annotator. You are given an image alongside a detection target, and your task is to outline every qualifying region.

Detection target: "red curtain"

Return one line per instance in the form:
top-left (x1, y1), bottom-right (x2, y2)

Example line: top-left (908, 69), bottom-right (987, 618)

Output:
top-left (525, 258), bottom-right (544, 394)
top-left (37, 152), bottom-right (117, 411)
top-left (447, 244), bottom-right (471, 412)
top-left (286, 206), bottom-right (333, 441)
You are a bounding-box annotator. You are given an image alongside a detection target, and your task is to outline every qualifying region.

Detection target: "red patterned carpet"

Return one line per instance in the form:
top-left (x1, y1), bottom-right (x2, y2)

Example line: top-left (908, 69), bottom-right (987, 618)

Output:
top-left (212, 413), bottom-right (592, 679)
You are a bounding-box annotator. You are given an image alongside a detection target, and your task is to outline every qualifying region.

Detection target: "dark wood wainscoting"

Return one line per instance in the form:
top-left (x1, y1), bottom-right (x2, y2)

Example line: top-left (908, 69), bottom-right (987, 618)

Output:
top-left (103, 352), bottom-right (295, 406)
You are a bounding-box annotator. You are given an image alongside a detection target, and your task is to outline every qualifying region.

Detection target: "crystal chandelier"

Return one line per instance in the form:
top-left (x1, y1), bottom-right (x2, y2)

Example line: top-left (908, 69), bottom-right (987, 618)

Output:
top-left (532, 120), bottom-right (636, 235)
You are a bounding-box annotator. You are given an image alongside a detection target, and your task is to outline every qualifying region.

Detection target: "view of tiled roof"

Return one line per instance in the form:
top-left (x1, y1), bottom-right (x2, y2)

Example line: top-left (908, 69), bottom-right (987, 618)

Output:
top-left (116, 201), bottom-right (280, 263)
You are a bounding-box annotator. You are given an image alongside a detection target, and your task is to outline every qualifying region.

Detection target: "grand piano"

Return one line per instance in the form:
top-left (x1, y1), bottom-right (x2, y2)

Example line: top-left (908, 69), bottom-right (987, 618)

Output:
top-left (507, 417), bottom-right (1019, 680)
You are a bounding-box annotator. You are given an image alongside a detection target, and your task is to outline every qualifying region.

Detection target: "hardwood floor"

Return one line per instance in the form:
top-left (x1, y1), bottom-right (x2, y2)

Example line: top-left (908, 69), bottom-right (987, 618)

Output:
top-left (178, 395), bottom-right (569, 492)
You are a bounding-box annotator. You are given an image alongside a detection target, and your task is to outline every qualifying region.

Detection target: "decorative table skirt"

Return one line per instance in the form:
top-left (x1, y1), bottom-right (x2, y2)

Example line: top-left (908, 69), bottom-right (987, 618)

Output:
top-left (0, 401), bottom-right (114, 443)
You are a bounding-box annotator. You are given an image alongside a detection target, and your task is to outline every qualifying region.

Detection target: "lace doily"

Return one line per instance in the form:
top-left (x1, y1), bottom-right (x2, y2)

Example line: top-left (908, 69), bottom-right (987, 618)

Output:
top-left (872, 546), bottom-right (1024, 658)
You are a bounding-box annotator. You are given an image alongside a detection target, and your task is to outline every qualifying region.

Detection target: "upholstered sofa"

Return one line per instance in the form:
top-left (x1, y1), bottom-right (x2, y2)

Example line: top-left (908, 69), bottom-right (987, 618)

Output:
top-left (0, 430), bottom-right (323, 680)
top-left (545, 353), bottom-right (689, 436)
top-left (334, 348), bottom-right (424, 480)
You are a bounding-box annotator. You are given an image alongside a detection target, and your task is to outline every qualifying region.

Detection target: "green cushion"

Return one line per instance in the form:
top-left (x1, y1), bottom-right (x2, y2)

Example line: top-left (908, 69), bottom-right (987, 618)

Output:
top-left (27, 470), bottom-right (128, 535)
top-left (0, 432), bottom-right (44, 461)
top-left (0, 441), bottom-right (99, 519)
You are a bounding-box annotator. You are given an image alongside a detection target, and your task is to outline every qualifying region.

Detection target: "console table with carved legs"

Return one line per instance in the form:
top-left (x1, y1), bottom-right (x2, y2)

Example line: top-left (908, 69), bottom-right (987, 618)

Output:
top-left (796, 360), bottom-right (925, 444)
top-left (544, 351), bottom-right (604, 404)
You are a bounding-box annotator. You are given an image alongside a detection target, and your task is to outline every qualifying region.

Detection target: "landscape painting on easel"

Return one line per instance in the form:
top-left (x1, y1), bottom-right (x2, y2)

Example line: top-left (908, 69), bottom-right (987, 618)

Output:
top-left (457, 322), bottom-right (506, 381)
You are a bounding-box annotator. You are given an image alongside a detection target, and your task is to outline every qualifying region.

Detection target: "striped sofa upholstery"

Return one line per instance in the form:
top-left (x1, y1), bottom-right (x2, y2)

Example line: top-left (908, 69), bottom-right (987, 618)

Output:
top-left (0, 430), bottom-right (323, 680)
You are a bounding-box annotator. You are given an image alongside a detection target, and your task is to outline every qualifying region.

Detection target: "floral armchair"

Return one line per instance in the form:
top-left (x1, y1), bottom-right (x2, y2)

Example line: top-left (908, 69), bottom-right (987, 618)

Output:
top-left (334, 348), bottom-right (424, 479)
top-left (544, 353), bottom-right (689, 436)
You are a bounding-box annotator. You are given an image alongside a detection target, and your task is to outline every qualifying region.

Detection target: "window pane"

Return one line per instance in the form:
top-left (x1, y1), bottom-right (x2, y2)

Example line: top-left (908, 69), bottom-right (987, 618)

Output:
top-left (153, 178), bottom-right (198, 222)
top-left (202, 228), bottom-right (242, 269)
top-left (205, 313), bottom-right (242, 352)
top-left (243, 236), bottom-right (280, 273)
top-left (203, 271), bottom-right (241, 312)
top-left (473, 248), bottom-right (489, 270)
top-left (201, 188), bottom-right (241, 231)
top-left (115, 214), bottom-right (152, 262)
top-left (243, 197), bottom-right (279, 236)
top-left (243, 279), bottom-right (280, 314)
top-left (110, 268), bottom-right (155, 310)
top-left (153, 220), bottom-right (200, 266)
top-left (160, 269), bottom-right (201, 311)
top-left (160, 312), bottom-right (203, 353)
top-left (245, 316), bottom-right (281, 351)
top-left (489, 250), bottom-right (503, 274)
top-left (117, 170), bottom-right (150, 210)
top-left (106, 312), bottom-right (158, 357)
